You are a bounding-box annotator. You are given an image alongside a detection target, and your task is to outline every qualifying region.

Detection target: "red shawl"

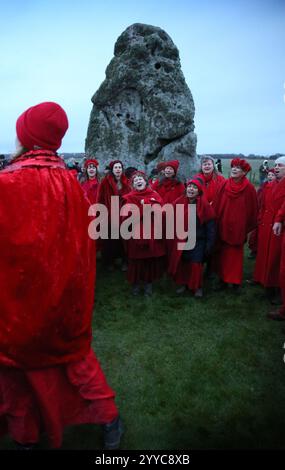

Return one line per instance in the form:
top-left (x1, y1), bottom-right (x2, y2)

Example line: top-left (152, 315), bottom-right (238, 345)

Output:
top-left (215, 176), bottom-right (258, 245)
top-left (151, 177), bottom-right (185, 204)
top-left (81, 178), bottom-right (99, 205)
top-left (196, 171), bottom-right (225, 205)
top-left (0, 150), bottom-right (95, 369)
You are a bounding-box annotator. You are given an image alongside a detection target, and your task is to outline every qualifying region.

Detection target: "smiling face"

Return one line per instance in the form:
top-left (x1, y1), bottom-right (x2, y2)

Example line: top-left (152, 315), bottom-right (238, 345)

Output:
top-left (164, 166), bottom-right (175, 178)
top-left (201, 159), bottom-right (214, 175)
top-left (87, 163), bottom-right (97, 179)
top-left (274, 163), bottom-right (285, 181)
top-left (186, 183), bottom-right (199, 199)
top-left (112, 162), bottom-right (123, 179)
top-left (133, 175), bottom-right (147, 191)
top-left (231, 166), bottom-right (246, 180)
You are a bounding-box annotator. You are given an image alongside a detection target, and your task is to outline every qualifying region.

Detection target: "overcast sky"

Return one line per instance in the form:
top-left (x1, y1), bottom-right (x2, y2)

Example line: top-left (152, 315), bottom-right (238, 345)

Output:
top-left (0, 0), bottom-right (284, 155)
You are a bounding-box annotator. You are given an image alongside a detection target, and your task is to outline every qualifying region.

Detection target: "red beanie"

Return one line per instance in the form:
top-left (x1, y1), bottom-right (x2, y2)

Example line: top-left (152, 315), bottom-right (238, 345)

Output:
top-left (231, 158), bottom-right (251, 174)
top-left (186, 178), bottom-right (204, 194)
top-left (16, 102), bottom-right (68, 151)
top-left (84, 158), bottom-right (99, 168)
top-left (161, 159), bottom-right (180, 174)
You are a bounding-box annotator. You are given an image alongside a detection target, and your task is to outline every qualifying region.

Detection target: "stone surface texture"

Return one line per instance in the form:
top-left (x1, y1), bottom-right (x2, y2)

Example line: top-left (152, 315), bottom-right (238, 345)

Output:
top-left (85, 23), bottom-right (198, 177)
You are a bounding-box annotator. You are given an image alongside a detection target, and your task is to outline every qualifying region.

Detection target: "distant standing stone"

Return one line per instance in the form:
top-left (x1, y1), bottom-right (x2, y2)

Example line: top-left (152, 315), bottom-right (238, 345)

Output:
top-left (86, 23), bottom-right (198, 177)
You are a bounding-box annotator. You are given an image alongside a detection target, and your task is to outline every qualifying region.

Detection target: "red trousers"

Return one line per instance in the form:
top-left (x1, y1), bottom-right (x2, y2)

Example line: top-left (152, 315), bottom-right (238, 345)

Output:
top-left (0, 348), bottom-right (118, 448)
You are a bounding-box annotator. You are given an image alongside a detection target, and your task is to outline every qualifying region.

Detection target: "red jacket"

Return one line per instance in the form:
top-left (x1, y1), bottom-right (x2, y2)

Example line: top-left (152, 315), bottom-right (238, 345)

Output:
top-left (0, 150), bottom-right (95, 369)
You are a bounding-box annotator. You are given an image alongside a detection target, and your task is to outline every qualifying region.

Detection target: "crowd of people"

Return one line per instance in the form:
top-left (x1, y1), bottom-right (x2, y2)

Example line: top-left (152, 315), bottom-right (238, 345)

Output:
top-left (0, 100), bottom-right (284, 450)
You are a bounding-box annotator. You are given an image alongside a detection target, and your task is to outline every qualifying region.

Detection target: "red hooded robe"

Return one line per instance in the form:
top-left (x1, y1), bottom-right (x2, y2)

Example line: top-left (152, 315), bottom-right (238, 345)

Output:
top-left (214, 176), bottom-right (258, 284)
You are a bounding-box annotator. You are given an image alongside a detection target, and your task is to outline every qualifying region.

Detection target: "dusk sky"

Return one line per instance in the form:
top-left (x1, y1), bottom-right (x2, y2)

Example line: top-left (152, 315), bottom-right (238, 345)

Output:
top-left (0, 0), bottom-right (284, 155)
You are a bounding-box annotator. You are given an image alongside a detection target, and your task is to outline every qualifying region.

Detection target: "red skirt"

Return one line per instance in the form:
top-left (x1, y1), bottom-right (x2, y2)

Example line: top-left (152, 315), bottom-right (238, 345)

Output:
top-left (173, 261), bottom-right (203, 292)
top-left (0, 349), bottom-right (118, 448)
top-left (127, 256), bottom-right (165, 283)
top-left (215, 242), bottom-right (244, 285)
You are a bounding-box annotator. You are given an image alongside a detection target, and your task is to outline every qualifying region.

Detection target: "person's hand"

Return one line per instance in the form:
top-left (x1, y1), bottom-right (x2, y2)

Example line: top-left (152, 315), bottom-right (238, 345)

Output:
top-left (273, 222), bottom-right (282, 236)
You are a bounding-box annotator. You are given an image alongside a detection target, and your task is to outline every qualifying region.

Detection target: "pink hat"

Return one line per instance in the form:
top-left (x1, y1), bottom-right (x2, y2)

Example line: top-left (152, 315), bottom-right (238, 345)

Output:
top-left (16, 102), bottom-right (68, 151)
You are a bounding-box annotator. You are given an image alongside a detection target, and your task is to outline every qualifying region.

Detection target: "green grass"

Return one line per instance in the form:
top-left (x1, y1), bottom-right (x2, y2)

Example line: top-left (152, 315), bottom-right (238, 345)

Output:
top-left (1, 252), bottom-right (285, 450)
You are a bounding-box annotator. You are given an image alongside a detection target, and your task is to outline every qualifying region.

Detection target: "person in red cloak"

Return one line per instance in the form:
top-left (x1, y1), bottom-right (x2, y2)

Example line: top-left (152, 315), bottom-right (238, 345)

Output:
top-left (268, 192), bottom-right (285, 320)
top-left (213, 158), bottom-right (258, 292)
top-left (253, 157), bottom-right (285, 304)
top-left (168, 178), bottom-right (216, 298)
top-left (196, 155), bottom-right (225, 207)
top-left (151, 160), bottom-right (185, 204)
top-left (248, 168), bottom-right (276, 259)
top-left (0, 102), bottom-right (122, 450)
top-left (80, 158), bottom-right (100, 205)
top-left (121, 171), bottom-right (166, 296)
top-left (97, 160), bottom-right (131, 270)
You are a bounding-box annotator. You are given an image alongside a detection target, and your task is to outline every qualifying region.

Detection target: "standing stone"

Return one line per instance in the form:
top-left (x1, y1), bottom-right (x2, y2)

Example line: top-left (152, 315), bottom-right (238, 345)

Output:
top-left (85, 23), bottom-right (198, 177)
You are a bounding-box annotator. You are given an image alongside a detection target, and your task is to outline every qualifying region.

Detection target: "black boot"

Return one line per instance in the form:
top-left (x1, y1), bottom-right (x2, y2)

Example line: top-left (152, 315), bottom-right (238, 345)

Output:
top-left (14, 441), bottom-right (37, 450)
top-left (102, 416), bottom-right (124, 450)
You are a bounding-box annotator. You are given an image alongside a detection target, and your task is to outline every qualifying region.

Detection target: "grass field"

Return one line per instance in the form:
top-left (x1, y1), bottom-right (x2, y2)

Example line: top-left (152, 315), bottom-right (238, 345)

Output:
top-left (2, 249), bottom-right (285, 451)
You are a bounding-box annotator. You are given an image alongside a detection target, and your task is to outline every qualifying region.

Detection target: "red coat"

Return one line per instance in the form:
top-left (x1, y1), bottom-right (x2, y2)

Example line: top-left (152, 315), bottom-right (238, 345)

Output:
top-left (275, 200), bottom-right (285, 299)
top-left (81, 178), bottom-right (99, 205)
top-left (151, 177), bottom-right (185, 205)
top-left (97, 173), bottom-right (131, 219)
top-left (122, 187), bottom-right (165, 259)
top-left (254, 178), bottom-right (285, 287)
top-left (0, 150), bottom-right (95, 369)
top-left (196, 172), bottom-right (225, 206)
top-left (214, 177), bottom-right (258, 246)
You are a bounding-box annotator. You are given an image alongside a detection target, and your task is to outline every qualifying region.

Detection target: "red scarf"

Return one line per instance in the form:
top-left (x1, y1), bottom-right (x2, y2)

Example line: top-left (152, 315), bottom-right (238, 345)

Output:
top-left (196, 171), bottom-right (225, 205)
top-left (224, 176), bottom-right (250, 198)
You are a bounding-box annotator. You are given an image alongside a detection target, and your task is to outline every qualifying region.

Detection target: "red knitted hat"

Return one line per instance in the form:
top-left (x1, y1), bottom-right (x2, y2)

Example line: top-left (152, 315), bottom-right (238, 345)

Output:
top-left (160, 160), bottom-right (180, 173)
top-left (16, 102), bottom-right (68, 151)
top-left (84, 158), bottom-right (99, 168)
top-left (186, 177), bottom-right (204, 194)
top-left (231, 158), bottom-right (251, 174)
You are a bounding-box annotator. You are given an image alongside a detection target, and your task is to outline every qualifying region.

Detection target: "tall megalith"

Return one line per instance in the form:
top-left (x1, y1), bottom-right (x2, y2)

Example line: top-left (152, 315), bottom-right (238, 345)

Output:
top-left (86, 23), bottom-right (198, 176)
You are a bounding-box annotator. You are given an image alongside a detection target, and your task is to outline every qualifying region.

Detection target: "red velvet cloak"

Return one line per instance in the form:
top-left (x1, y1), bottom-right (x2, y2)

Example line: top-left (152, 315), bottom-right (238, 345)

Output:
top-left (0, 150), bottom-right (95, 369)
top-left (254, 178), bottom-right (285, 287)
